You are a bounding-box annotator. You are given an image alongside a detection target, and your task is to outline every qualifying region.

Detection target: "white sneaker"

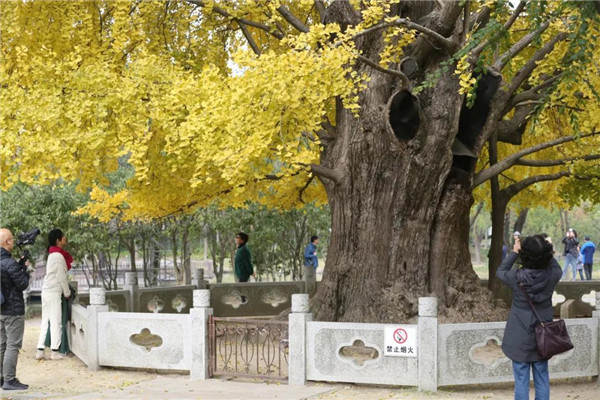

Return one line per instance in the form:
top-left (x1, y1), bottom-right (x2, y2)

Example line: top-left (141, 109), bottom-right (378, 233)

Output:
top-left (51, 352), bottom-right (67, 360)
top-left (35, 349), bottom-right (45, 360)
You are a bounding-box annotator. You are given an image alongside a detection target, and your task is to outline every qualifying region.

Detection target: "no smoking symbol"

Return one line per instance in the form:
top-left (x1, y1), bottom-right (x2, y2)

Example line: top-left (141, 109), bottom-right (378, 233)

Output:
top-left (393, 328), bottom-right (408, 344)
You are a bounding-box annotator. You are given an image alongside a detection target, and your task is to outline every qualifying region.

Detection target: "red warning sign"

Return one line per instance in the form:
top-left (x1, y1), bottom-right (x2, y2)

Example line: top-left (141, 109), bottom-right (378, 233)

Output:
top-left (393, 328), bottom-right (408, 344)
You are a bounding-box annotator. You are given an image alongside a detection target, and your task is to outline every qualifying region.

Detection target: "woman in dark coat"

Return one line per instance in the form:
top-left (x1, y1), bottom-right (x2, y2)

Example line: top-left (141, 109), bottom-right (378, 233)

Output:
top-left (496, 234), bottom-right (562, 400)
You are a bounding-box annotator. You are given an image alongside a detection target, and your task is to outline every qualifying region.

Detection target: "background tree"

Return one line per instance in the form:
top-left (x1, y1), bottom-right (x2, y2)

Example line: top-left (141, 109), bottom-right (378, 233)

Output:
top-left (2, 1), bottom-right (599, 322)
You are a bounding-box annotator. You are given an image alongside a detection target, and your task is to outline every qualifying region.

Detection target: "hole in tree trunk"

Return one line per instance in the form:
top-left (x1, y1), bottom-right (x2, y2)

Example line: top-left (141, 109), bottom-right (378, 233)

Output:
top-left (387, 90), bottom-right (420, 142)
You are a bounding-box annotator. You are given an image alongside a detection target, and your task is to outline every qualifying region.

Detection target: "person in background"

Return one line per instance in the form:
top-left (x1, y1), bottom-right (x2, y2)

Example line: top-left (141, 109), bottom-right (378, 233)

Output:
top-left (0, 228), bottom-right (30, 390)
top-left (497, 234), bottom-right (561, 400)
top-left (234, 232), bottom-right (254, 283)
top-left (580, 236), bottom-right (596, 280)
top-left (304, 236), bottom-right (319, 270)
top-left (561, 228), bottom-right (579, 281)
top-left (35, 229), bottom-right (71, 361)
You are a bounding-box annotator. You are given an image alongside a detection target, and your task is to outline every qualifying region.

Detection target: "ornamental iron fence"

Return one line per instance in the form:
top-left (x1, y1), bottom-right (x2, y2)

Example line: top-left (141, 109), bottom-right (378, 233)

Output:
top-left (208, 316), bottom-right (289, 379)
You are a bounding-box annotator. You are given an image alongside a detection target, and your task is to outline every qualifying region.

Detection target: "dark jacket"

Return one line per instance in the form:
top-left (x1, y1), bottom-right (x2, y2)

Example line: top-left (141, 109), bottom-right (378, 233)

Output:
top-left (562, 236), bottom-right (579, 257)
top-left (1, 248), bottom-right (30, 316)
top-left (234, 244), bottom-right (253, 282)
top-left (496, 251), bottom-right (561, 362)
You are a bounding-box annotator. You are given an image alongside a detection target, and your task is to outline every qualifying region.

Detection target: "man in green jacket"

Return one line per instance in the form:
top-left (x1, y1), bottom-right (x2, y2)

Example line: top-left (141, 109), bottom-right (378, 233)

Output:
top-left (234, 232), bottom-right (254, 282)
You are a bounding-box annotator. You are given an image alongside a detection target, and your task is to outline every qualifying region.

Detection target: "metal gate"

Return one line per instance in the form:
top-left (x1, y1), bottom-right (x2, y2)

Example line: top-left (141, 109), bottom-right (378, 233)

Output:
top-left (208, 316), bottom-right (289, 379)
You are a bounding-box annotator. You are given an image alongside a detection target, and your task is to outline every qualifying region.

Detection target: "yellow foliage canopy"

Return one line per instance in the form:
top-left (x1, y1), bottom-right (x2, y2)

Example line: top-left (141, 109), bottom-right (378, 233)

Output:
top-left (1, 1), bottom-right (599, 220)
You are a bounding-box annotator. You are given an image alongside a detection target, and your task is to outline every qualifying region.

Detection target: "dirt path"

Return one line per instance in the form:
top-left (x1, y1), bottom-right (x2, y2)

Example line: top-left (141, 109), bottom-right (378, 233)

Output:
top-left (10, 319), bottom-right (157, 398)
top-left (312, 379), bottom-right (599, 399)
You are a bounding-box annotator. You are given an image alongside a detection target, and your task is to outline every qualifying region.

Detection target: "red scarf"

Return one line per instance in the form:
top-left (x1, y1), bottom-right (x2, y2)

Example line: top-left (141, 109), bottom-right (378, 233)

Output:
top-left (49, 246), bottom-right (73, 270)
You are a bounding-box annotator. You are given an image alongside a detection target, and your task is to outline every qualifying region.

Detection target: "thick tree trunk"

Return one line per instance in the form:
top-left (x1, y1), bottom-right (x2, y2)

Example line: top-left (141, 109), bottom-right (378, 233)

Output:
top-left (310, 1), bottom-right (512, 323)
top-left (313, 64), bottom-right (505, 322)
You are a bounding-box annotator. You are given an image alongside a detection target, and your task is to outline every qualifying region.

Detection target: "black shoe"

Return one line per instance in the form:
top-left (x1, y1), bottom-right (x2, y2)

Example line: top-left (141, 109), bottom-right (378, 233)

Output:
top-left (2, 378), bottom-right (28, 390)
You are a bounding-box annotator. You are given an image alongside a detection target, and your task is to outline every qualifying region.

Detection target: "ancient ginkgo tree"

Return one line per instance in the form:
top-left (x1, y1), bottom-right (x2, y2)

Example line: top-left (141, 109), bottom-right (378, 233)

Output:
top-left (1, 1), bottom-right (599, 322)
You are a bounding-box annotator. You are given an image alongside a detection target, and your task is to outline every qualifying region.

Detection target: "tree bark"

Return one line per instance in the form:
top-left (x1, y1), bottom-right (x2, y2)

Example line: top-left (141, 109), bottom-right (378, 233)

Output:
top-left (488, 181), bottom-right (512, 307)
top-left (123, 236), bottom-right (136, 273)
top-left (560, 209), bottom-right (569, 235)
top-left (181, 224), bottom-right (191, 284)
top-left (513, 208), bottom-right (529, 234)
top-left (307, 0), bottom-right (515, 323)
top-left (312, 49), bottom-right (506, 321)
top-left (503, 208), bottom-right (511, 247)
top-left (170, 228), bottom-right (180, 284)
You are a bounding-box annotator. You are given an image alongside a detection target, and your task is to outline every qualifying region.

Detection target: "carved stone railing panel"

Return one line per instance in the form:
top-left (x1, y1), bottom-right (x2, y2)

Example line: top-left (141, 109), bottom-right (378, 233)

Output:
top-left (338, 339), bottom-right (379, 367)
top-left (129, 328), bottom-right (163, 351)
top-left (209, 282), bottom-right (305, 317)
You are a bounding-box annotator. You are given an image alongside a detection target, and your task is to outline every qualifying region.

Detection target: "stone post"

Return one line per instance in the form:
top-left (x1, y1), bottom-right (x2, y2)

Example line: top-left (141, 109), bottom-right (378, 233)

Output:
top-left (87, 288), bottom-right (109, 371)
top-left (190, 289), bottom-right (213, 380)
top-left (418, 297), bottom-right (438, 392)
top-left (123, 272), bottom-right (139, 312)
top-left (594, 292), bottom-right (600, 388)
top-left (303, 266), bottom-right (316, 297)
top-left (194, 268), bottom-right (206, 288)
top-left (289, 293), bottom-right (312, 386)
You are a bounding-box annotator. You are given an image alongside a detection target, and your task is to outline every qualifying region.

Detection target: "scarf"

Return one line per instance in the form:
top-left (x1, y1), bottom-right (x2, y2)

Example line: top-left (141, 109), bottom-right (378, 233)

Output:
top-left (48, 246), bottom-right (73, 270)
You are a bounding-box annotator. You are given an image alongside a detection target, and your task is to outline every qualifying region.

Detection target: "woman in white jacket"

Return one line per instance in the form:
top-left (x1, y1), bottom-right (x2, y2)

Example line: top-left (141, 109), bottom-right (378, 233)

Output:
top-left (35, 229), bottom-right (72, 360)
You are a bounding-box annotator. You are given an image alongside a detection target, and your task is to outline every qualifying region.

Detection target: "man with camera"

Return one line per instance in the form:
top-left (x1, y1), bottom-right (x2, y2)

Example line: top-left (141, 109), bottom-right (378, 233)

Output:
top-left (0, 228), bottom-right (30, 390)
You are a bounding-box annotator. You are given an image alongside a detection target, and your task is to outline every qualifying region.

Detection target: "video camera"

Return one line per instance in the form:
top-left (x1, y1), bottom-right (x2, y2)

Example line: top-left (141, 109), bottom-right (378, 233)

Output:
top-left (16, 227), bottom-right (41, 268)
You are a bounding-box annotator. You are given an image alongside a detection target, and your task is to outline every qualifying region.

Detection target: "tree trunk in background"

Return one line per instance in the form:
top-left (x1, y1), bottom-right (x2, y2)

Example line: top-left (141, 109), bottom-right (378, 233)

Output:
top-left (170, 228), bottom-right (180, 284)
top-left (503, 209), bottom-right (512, 249)
top-left (181, 225), bottom-right (191, 285)
top-left (513, 208), bottom-right (529, 235)
top-left (124, 236), bottom-right (136, 273)
top-left (470, 202), bottom-right (485, 265)
top-left (488, 182), bottom-right (511, 307)
top-left (472, 225), bottom-right (483, 264)
top-left (560, 209), bottom-right (569, 235)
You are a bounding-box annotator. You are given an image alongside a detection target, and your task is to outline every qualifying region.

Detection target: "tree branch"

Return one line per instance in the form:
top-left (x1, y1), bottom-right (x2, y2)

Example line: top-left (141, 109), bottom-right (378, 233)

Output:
top-left (340, 18), bottom-right (458, 52)
top-left (301, 131), bottom-right (317, 142)
top-left (356, 55), bottom-right (410, 87)
top-left (507, 32), bottom-right (568, 96)
top-left (310, 164), bottom-right (343, 184)
top-left (471, 1), bottom-right (527, 58)
top-left (298, 175), bottom-right (315, 204)
top-left (320, 118), bottom-right (336, 138)
top-left (515, 154), bottom-right (600, 167)
top-left (187, 0), bottom-right (284, 40)
top-left (277, 5), bottom-right (310, 33)
top-left (470, 201), bottom-right (484, 227)
top-left (314, 0), bottom-right (327, 24)
top-left (493, 20), bottom-right (551, 71)
top-left (238, 21), bottom-right (261, 55)
top-left (507, 71), bottom-right (565, 107)
top-left (502, 171), bottom-right (570, 199)
top-left (473, 131), bottom-right (600, 187)
top-left (497, 103), bottom-right (535, 144)
top-left (460, 1), bottom-right (471, 45)
top-left (510, 71), bottom-right (566, 107)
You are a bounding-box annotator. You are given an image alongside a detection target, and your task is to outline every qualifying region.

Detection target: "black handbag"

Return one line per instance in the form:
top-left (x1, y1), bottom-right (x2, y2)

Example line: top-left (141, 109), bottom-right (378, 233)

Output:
top-left (518, 282), bottom-right (574, 359)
